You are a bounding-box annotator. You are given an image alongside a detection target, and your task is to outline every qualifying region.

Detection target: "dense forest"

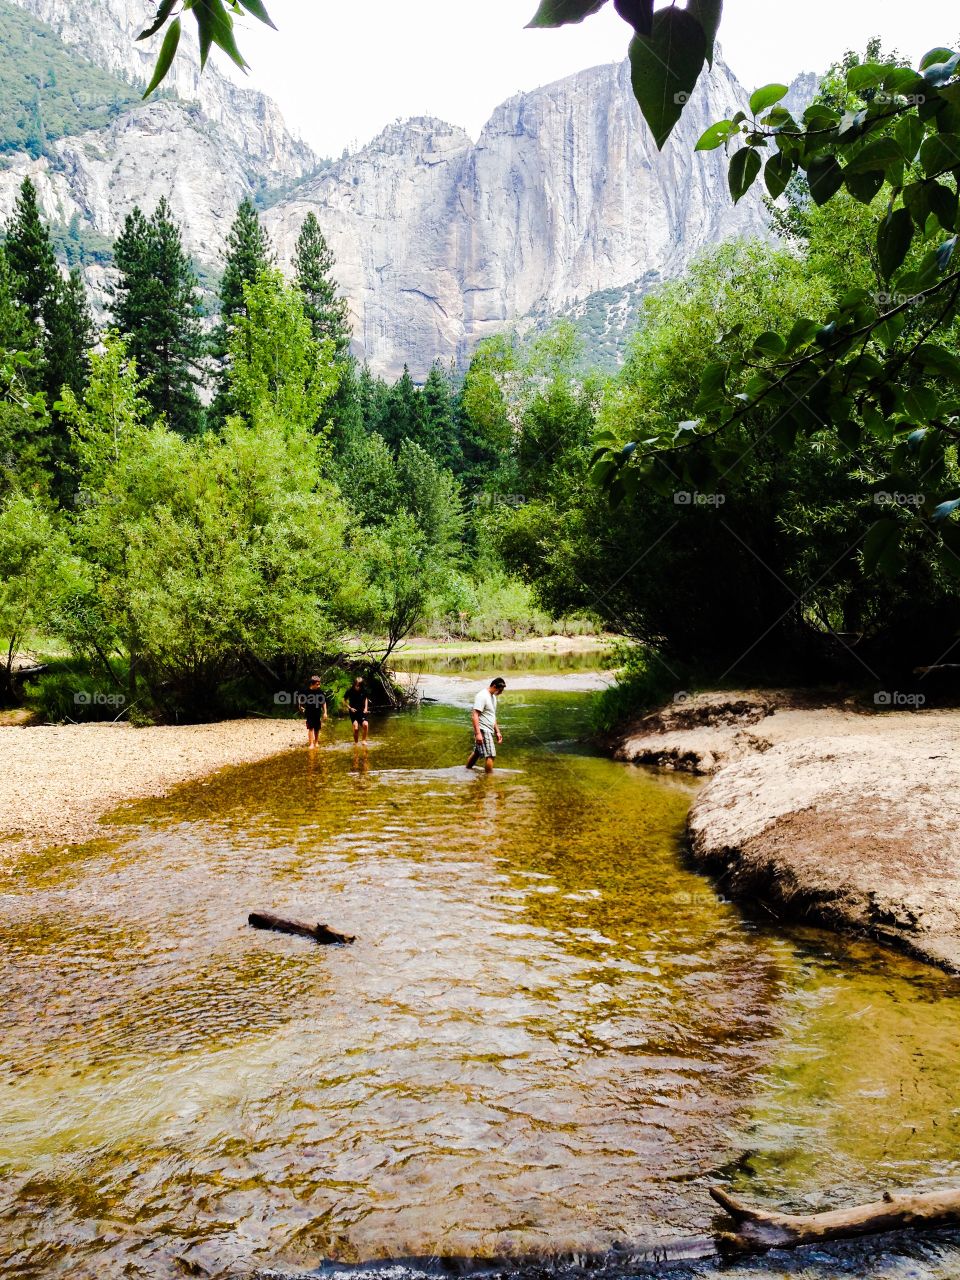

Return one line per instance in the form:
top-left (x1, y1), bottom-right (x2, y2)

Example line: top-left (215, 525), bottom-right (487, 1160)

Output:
top-left (4, 39), bottom-right (960, 726)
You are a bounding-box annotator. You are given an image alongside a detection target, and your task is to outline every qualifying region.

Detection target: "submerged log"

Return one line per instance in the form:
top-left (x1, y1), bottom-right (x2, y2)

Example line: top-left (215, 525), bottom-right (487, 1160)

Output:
top-left (248, 912), bottom-right (355, 945)
top-left (711, 1185), bottom-right (960, 1255)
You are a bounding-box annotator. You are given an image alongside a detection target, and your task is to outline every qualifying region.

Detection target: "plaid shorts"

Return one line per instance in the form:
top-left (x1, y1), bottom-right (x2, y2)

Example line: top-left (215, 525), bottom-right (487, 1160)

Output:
top-left (475, 728), bottom-right (496, 758)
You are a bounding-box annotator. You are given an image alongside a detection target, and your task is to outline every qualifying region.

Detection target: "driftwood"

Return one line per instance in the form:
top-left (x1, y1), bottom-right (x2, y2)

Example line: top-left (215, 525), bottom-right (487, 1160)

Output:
top-left (248, 912), bottom-right (355, 945)
top-left (711, 1185), bottom-right (960, 1255)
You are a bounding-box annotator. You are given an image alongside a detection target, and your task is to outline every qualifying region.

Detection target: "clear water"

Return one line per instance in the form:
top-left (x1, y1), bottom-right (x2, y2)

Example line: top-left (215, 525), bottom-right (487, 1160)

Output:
top-left (2, 679), bottom-right (960, 1279)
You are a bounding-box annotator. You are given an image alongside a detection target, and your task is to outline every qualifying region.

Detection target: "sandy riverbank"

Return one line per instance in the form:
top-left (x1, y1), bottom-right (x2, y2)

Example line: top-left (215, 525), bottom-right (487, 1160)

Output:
top-left (612, 692), bottom-right (960, 972)
top-left (0, 718), bottom-right (304, 864)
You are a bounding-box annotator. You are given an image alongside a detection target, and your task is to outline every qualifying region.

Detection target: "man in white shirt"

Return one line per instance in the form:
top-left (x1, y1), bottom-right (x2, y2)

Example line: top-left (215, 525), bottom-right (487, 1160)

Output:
top-left (465, 677), bottom-right (506, 773)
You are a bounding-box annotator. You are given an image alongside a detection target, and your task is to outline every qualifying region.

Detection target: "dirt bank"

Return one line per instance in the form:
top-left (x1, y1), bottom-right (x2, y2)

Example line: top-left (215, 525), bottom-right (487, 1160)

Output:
top-left (0, 718), bottom-right (303, 865)
top-left (613, 692), bottom-right (960, 973)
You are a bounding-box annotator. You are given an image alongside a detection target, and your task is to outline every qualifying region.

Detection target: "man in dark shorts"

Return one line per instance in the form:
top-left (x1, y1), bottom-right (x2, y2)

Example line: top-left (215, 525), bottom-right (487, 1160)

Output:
top-left (466, 677), bottom-right (505, 773)
top-left (297, 674), bottom-right (327, 749)
top-left (345, 675), bottom-right (370, 744)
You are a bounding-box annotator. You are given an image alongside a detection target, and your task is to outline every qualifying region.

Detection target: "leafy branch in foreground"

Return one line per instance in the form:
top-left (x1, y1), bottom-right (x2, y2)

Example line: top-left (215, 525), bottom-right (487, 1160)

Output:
top-left (594, 44), bottom-right (960, 578)
top-left (138, 0), bottom-right (275, 97)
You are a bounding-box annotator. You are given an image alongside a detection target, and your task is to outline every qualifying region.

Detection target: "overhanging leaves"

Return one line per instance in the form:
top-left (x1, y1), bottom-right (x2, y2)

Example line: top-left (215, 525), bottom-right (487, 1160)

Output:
top-left (629, 8), bottom-right (706, 150)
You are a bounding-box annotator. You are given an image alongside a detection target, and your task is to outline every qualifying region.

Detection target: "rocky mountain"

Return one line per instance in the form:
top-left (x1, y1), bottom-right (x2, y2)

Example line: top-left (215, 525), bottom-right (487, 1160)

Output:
top-left (0, 1), bottom-right (773, 378)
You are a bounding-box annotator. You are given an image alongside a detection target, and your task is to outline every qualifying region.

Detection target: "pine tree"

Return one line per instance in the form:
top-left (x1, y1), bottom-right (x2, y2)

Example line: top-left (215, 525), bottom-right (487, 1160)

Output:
top-left (112, 198), bottom-right (203, 436)
top-left (217, 197), bottom-right (273, 341)
top-left (421, 362), bottom-right (462, 471)
top-left (211, 197), bottom-right (273, 419)
top-left (380, 365), bottom-right (425, 452)
top-left (292, 212), bottom-right (351, 360)
top-left (41, 267), bottom-right (92, 497)
top-left (5, 177), bottom-right (57, 326)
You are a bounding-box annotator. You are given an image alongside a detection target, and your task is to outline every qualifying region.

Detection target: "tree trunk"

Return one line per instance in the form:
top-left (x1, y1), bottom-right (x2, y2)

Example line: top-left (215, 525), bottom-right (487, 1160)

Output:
top-left (711, 1185), bottom-right (960, 1255)
top-left (248, 912), bottom-right (355, 945)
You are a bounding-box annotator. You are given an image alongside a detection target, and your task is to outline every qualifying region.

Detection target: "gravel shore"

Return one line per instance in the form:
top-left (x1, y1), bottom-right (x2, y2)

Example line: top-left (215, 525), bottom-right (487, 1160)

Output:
top-left (612, 692), bottom-right (960, 972)
top-left (0, 718), bottom-right (302, 863)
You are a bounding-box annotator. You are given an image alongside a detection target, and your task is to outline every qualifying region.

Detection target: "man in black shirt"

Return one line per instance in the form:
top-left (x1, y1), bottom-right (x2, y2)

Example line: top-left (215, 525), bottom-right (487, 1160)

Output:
top-left (297, 674), bottom-right (327, 749)
top-left (345, 676), bottom-right (370, 744)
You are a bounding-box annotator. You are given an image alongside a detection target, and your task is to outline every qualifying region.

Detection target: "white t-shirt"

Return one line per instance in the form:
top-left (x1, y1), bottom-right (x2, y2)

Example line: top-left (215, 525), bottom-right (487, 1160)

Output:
top-left (473, 688), bottom-right (498, 732)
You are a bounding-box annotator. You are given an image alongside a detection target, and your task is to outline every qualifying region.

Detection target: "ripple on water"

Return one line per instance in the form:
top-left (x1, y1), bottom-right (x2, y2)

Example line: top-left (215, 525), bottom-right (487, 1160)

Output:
top-left (2, 692), bottom-right (960, 1279)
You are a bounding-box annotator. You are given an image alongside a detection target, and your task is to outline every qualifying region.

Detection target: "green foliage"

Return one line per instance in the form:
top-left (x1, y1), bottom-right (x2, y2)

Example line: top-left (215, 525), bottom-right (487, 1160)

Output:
top-left (217, 197), bottom-right (273, 339)
top-left (5, 176), bottom-right (57, 325)
top-left (293, 211), bottom-right (351, 360)
top-left (0, 488), bottom-right (67, 701)
top-left (597, 40), bottom-right (960, 602)
top-left (227, 267), bottom-right (340, 437)
top-left (111, 198), bottom-right (204, 435)
top-left (0, 0), bottom-right (137, 157)
top-left (57, 335), bottom-right (363, 718)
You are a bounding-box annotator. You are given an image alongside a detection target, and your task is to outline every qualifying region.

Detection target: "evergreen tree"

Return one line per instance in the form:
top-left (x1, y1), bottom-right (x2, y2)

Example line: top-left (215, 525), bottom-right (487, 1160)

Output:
top-left (380, 365), bottom-right (425, 453)
top-left (217, 197), bottom-right (273, 339)
top-left (356, 363), bottom-right (390, 437)
top-left (41, 267), bottom-right (92, 498)
top-left (5, 176), bottom-right (57, 326)
top-left (211, 197), bottom-right (273, 418)
top-left (0, 244), bottom-right (47, 497)
top-left (112, 198), bottom-right (203, 435)
top-left (292, 212), bottom-right (351, 359)
top-left (420, 362), bottom-right (462, 471)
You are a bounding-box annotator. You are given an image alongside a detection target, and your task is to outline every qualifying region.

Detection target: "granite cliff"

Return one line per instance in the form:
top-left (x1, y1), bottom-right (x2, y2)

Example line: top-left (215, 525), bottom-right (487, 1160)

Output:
top-left (0, 0), bottom-right (777, 377)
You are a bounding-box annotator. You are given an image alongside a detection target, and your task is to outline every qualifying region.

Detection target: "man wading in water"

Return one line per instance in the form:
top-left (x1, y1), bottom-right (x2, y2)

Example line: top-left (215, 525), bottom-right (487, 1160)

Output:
top-left (466, 677), bottom-right (505, 773)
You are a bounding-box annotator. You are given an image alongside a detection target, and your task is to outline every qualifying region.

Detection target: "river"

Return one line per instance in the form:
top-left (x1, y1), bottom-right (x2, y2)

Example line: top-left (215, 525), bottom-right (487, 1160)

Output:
top-left (2, 658), bottom-right (960, 1278)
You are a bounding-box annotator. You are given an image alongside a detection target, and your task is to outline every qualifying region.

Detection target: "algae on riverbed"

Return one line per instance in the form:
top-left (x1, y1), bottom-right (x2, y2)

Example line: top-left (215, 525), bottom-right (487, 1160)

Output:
top-left (2, 685), bottom-right (960, 1278)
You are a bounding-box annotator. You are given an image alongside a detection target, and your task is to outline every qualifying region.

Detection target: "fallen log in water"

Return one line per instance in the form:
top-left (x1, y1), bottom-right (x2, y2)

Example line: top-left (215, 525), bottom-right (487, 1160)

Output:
top-left (248, 912), bottom-right (355, 945)
top-left (711, 1184), bottom-right (960, 1255)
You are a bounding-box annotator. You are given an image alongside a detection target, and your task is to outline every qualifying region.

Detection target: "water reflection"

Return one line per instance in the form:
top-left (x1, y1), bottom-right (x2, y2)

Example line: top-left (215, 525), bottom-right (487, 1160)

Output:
top-left (1, 688), bottom-right (959, 1279)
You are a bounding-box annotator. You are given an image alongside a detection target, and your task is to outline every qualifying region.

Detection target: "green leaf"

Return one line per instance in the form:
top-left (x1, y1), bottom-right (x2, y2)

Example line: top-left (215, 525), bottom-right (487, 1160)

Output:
top-left (806, 155), bottom-right (845, 205)
top-left (919, 132), bottom-right (960, 176)
top-left (926, 180), bottom-right (957, 230)
top-left (696, 119), bottom-right (737, 151)
top-left (877, 207), bottom-right (914, 279)
top-left (921, 47), bottom-right (957, 71)
top-left (749, 83), bottom-right (788, 116)
top-left (785, 318), bottom-right (819, 352)
top-left (137, 0), bottom-right (178, 40)
top-left (916, 342), bottom-right (960, 381)
top-left (142, 15), bottom-right (181, 97)
top-left (932, 497), bottom-right (960, 523)
top-left (628, 9), bottom-right (706, 150)
top-left (845, 137), bottom-right (908, 174)
top-left (237, 0), bottom-right (277, 27)
top-left (863, 518), bottom-right (901, 575)
top-left (895, 114), bottom-right (925, 162)
top-left (845, 170), bottom-right (885, 204)
top-left (728, 146), bottom-right (761, 203)
top-left (527, 0), bottom-right (608, 25)
top-left (846, 62), bottom-right (886, 93)
top-left (764, 151), bottom-right (793, 199)
top-left (687, 0), bottom-right (722, 67)
top-left (751, 331), bottom-right (786, 357)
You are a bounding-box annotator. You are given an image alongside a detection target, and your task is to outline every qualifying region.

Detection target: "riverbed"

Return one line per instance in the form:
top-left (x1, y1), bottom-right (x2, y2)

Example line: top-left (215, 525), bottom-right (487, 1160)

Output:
top-left (2, 665), bottom-right (960, 1278)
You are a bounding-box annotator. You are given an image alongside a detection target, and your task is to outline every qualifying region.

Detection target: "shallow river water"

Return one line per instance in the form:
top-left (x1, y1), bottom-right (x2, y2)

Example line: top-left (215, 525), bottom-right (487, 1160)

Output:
top-left (2, 668), bottom-right (960, 1279)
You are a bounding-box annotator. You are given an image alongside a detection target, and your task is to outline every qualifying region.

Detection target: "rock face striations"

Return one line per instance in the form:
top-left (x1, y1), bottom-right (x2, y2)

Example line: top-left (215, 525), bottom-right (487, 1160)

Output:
top-left (0, 0), bottom-right (771, 377)
top-left (266, 56), bottom-right (769, 377)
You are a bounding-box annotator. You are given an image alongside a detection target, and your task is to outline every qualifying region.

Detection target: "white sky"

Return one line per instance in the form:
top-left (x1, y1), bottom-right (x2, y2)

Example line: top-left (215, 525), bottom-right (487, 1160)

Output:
top-left (233, 1), bottom-right (960, 157)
